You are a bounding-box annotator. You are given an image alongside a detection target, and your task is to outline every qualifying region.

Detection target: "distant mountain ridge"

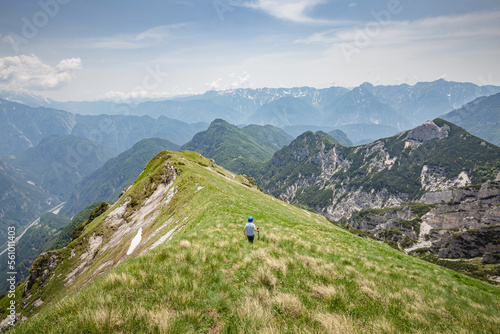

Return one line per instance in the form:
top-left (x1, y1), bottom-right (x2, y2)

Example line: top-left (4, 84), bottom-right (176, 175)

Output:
top-left (9, 134), bottom-right (115, 199)
top-left (0, 98), bottom-right (207, 155)
top-left (443, 92), bottom-right (500, 146)
top-left (0, 159), bottom-right (59, 233)
top-left (3, 79), bottom-right (497, 145)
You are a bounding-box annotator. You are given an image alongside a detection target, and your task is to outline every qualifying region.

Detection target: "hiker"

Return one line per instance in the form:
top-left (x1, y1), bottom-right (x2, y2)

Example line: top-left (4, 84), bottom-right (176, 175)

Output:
top-left (244, 216), bottom-right (259, 243)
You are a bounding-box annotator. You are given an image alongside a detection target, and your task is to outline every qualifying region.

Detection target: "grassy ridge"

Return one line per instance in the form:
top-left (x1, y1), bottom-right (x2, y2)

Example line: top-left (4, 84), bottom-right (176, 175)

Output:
top-left (181, 119), bottom-right (292, 177)
top-left (8, 151), bottom-right (500, 333)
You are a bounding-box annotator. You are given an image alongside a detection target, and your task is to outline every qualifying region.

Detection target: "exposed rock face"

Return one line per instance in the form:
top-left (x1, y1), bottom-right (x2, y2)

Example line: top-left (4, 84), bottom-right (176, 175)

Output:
top-left (421, 181), bottom-right (500, 259)
top-left (325, 188), bottom-right (407, 221)
top-left (482, 253), bottom-right (500, 264)
top-left (347, 181), bottom-right (500, 262)
top-left (406, 121), bottom-right (450, 142)
top-left (20, 157), bottom-right (183, 315)
top-left (23, 252), bottom-right (60, 296)
top-left (259, 120), bottom-right (498, 221)
top-left (431, 226), bottom-right (500, 259)
top-left (419, 189), bottom-right (453, 204)
top-left (420, 166), bottom-right (470, 192)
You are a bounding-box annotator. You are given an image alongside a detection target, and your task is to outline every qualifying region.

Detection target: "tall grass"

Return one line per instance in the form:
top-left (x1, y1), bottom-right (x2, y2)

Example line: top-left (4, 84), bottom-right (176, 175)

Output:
top-left (8, 151), bottom-right (500, 333)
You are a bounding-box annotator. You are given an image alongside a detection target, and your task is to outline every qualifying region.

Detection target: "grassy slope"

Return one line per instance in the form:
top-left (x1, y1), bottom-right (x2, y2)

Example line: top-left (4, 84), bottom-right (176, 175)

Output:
top-left (7, 151), bottom-right (500, 333)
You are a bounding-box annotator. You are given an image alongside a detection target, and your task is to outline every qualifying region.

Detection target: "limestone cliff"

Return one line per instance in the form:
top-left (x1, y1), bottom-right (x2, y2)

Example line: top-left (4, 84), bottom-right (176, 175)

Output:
top-left (258, 119), bottom-right (500, 221)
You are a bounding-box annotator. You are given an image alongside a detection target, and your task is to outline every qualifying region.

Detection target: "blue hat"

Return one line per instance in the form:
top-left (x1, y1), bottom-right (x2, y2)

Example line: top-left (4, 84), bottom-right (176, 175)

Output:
top-left (248, 216), bottom-right (254, 222)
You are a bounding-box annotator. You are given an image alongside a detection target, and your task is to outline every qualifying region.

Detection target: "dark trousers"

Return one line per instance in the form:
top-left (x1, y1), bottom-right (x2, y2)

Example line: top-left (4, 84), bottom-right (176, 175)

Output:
top-left (247, 235), bottom-right (254, 243)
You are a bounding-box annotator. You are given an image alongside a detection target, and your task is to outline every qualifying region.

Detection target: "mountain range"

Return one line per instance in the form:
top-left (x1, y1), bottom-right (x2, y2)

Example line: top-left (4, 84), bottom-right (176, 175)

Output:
top-left (3, 79), bottom-right (498, 145)
top-left (7, 134), bottom-right (115, 199)
top-left (0, 80), bottom-right (499, 308)
top-left (0, 98), bottom-right (207, 155)
top-left (443, 92), bottom-right (500, 146)
top-left (0, 159), bottom-right (59, 237)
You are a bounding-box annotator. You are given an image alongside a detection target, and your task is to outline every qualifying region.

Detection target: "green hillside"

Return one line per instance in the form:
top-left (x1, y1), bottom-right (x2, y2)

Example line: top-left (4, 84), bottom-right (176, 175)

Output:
top-left (181, 119), bottom-right (292, 176)
top-left (11, 134), bottom-right (115, 199)
top-left (0, 213), bottom-right (70, 293)
top-left (3, 151), bottom-right (499, 333)
top-left (0, 159), bottom-right (59, 238)
top-left (443, 92), bottom-right (500, 146)
top-left (328, 129), bottom-right (353, 146)
top-left (62, 138), bottom-right (180, 217)
top-left (46, 202), bottom-right (106, 252)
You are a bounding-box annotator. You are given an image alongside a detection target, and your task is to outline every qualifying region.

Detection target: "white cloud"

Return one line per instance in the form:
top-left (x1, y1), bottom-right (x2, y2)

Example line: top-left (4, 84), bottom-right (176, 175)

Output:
top-left (231, 71), bottom-right (253, 88)
top-left (204, 72), bottom-right (254, 91)
top-left (243, 0), bottom-right (331, 24)
top-left (0, 55), bottom-right (82, 91)
top-left (99, 90), bottom-right (173, 101)
top-left (294, 29), bottom-right (339, 44)
top-left (84, 24), bottom-right (186, 50)
top-left (206, 78), bottom-right (223, 90)
top-left (348, 2), bottom-right (357, 7)
top-left (332, 10), bottom-right (500, 48)
top-left (98, 86), bottom-right (201, 102)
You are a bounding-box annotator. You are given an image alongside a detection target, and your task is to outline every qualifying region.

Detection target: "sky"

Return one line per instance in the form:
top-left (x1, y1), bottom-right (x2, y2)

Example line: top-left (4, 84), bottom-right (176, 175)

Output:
top-left (0, 0), bottom-right (499, 101)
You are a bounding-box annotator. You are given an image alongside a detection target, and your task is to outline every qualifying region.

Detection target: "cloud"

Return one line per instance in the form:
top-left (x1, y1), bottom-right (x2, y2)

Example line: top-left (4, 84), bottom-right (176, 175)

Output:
top-left (295, 10), bottom-right (500, 56)
top-left (204, 72), bottom-right (254, 91)
top-left (348, 2), bottom-right (357, 7)
top-left (84, 24), bottom-right (186, 50)
top-left (98, 87), bottom-right (200, 102)
top-left (231, 71), bottom-right (252, 88)
top-left (206, 78), bottom-right (223, 90)
top-left (243, 0), bottom-right (331, 24)
top-left (294, 29), bottom-right (339, 44)
top-left (0, 55), bottom-right (82, 91)
top-left (98, 90), bottom-right (172, 101)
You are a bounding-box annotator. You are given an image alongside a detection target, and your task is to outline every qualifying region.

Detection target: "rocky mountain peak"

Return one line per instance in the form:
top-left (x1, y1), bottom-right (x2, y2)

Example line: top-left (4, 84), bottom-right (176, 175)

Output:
top-left (406, 120), bottom-right (450, 142)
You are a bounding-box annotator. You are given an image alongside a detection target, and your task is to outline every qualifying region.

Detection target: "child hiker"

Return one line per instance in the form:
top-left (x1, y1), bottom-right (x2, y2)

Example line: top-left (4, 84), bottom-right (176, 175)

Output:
top-left (244, 216), bottom-right (259, 243)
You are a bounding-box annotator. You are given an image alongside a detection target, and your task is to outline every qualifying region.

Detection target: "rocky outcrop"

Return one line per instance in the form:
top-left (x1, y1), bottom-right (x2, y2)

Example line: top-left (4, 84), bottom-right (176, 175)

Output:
top-left (23, 252), bottom-right (60, 296)
top-left (406, 121), bottom-right (450, 142)
top-left (346, 181), bottom-right (500, 262)
top-left (420, 166), bottom-right (470, 192)
top-left (430, 226), bottom-right (500, 259)
top-left (325, 187), bottom-right (408, 220)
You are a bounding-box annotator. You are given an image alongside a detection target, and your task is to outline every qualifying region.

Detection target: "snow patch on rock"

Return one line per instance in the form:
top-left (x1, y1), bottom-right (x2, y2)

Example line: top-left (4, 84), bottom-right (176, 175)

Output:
top-left (126, 228), bottom-right (142, 255)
